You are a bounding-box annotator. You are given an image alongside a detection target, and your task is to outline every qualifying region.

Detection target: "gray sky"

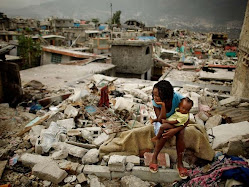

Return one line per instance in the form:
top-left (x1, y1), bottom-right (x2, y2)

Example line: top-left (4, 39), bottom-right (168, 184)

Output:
top-left (0, 0), bottom-right (54, 9)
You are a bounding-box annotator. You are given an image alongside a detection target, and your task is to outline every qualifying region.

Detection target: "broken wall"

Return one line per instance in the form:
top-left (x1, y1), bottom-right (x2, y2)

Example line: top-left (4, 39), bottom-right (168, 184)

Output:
top-left (111, 40), bottom-right (153, 75)
top-left (232, 1), bottom-right (249, 98)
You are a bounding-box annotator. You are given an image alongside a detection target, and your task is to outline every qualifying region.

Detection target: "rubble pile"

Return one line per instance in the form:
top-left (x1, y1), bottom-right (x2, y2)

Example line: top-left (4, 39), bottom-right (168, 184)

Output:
top-left (0, 73), bottom-right (249, 186)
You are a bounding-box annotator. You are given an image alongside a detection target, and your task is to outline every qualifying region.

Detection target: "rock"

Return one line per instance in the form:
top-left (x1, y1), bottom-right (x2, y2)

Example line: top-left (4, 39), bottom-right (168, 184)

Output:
top-left (64, 105), bottom-right (79, 118)
top-left (207, 121), bottom-right (249, 149)
top-left (29, 125), bottom-right (45, 146)
top-left (51, 149), bottom-right (68, 160)
top-left (126, 162), bottom-right (134, 171)
top-left (43, 180), bottom-right (51, 187)
top-left (19, 153), bottom-right (52, 167)
top-left (32, 161), bottom-right (68, 184)
top-left (82, 148), bottom-right (99, 164)
top-left (194, 114), bottom-right (204, 127)
top-left (108, 155), bottom-right (126, 172)
top-left (205, 115), bottom-right (222, 131)
top-left (57, 160), bottom-right (80, 174)
top-left (89, 176), bottom-right (106, 187)
top-left (219, 97), bottom-right (241, 106)
top-left (93, 133), bottom-right (110, 146)
top-left (77, 173), bottom-right (87, 183)
top-left (57, 118), bottom-right (75, 130)
top-left (183, 84), bottom-right (200, 92)
top-left (120, 175), bottom-right (150, 187)
top-left (64, 175), bottom-right (77, 183)
top-left (126, 155), bottom-right (140, 165)
top-left (198, 111), bottom-right (209, 121)
top-left (224, 136), bottom-right (244, 156)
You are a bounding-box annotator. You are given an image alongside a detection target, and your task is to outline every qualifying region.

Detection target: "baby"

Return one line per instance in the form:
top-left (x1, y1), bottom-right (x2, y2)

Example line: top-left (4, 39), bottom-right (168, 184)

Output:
top-left (151, 97), bottom-right (193, 142)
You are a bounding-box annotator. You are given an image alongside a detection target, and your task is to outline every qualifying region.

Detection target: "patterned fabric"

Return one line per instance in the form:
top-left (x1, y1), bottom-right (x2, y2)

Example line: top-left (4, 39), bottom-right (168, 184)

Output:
top-left (178, 156), bottom-right (249, 187)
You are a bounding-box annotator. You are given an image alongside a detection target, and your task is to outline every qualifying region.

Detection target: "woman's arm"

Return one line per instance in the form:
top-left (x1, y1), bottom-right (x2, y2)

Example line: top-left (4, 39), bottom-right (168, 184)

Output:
top-left (153, 101), bottom-right (167, 123)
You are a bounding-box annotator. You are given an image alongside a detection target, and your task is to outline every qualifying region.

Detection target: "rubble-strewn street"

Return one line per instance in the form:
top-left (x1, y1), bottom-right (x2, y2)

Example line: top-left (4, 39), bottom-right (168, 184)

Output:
top-left (1, 1), bottom-right (249, 187)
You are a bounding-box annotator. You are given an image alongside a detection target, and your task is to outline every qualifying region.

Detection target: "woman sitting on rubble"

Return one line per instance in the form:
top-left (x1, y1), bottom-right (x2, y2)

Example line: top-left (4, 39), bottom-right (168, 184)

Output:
top-left (149, 80), bottom-right (189, 179)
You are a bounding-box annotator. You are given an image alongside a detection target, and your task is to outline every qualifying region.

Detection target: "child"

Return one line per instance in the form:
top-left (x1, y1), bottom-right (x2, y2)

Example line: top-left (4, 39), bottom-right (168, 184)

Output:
top-left (151, 97), bottom-right (193, 142)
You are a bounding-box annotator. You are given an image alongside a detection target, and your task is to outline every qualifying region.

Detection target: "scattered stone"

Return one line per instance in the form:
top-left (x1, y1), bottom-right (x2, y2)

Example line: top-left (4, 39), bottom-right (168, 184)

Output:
top-left (183, 84), bottom-right (200, 92)
top-left (57, 118), bottom-right (75, 130)
top-left (19, 153), bottom-right (52, 167)
top-left (198, 111), bottom-right (209, 121)
top-left (89, 175), bottom-right (106, 187)
top-left (126, 162), bottom-right (134, 171)
top-left (207, 121), bottom-right (249, 149)
top-left (57, 160), bottom-right (80, 174)
top-left (64, 105), bottom-right (79, 118)
top-left (126, 155), bottom-right (140, 165)
top-left (83, 165), bottom-right (111, 179)
top-left (108, 155), bottom-right (126, 172)
top-left (43, 180), bottom-right (51, 187)
top-left (82, 148), bottom-right (99, 164)
top-left (93, 133), bottom-right (110, 146)
top-left (64, 175), bottom-right (77, 183)
top-left (205, 115), bottom-right (222, 131)
top-left (53, 142), bottom-right (88, 158)
top-left (32, 161), bottom-right (68, 184)
top-left (120, 175), bottom-right (150, 187)
top-left (219, 97), bottom-right (241, 106)
top-left (51, 149), bottom-right (68, 160)
top-left (77, 173), bottom-right (87, 183)
top-left (224, 136), bottom-right (244, 156)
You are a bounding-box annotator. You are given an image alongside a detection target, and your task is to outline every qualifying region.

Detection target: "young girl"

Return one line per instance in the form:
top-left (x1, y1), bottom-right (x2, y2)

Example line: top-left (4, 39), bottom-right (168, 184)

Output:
top-left (149, 80), bottom-right (189, 179)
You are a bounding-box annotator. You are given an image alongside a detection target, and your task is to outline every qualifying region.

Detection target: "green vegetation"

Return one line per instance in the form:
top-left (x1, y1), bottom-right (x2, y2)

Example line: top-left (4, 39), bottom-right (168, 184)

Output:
top-left (112, 10), bottom-right (121, 25)
top-left (18, 35), bottom-right (41, 69)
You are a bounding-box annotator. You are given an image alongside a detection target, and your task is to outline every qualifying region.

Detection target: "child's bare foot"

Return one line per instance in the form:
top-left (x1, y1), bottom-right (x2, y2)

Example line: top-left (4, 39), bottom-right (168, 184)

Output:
top-left (151, 136), bottom-right (159, 142)
top-left (149, 117), bottom-right (154, 124)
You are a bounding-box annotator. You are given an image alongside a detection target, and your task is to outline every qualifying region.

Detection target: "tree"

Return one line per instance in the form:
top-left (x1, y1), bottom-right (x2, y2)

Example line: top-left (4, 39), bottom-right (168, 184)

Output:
top-left (91, 18), bottom-right (99, 28)
top-left (112, 10), bottom-right (121, 25)
top-left (18, 35), bottom-right (41, 69)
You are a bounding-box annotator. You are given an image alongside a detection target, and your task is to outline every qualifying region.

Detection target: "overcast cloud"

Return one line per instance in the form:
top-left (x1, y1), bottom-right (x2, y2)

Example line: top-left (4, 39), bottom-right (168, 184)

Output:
top-left (0, 0), bottom-right (54, 9)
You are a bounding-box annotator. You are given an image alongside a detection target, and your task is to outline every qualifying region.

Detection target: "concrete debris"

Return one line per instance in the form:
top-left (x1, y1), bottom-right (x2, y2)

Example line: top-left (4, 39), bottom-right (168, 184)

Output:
top-left (77, 173), bottom-right (87, 183)
top-left (32, 161), bottom-right (68, 184)
top-left (205, 114), bottom-right (222, 130)
top-left (82, 148), bottom-right (100, 164)
top-left (108, 155), bottom-right (127, 172)
top-left (93, 132), bottom-right (110, 146)
top-left (120, 175), bottom-right (150, 187)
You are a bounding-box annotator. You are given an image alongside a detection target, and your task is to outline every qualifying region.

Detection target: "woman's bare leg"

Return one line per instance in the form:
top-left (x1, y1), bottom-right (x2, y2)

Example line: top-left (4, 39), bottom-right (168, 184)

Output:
top-left (151, 136), bottom-right (169, 164)
top-left (176, 128), bottom-right (185, 168)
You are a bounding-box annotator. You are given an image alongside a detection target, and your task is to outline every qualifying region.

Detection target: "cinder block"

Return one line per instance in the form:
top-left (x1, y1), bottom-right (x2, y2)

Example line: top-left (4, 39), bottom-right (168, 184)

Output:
top-left (131, 166), bottom-right (180, 183)
top-left (83, 165), bottom-right (111, 179)
top-left (20, 153), bottom-right (52, 167)
top-left (32, 161), bottom-right (68, 184)
top-left (108, 155), bottom-right (126, 172)
top-left (126, 155), bottom-right (140, 165)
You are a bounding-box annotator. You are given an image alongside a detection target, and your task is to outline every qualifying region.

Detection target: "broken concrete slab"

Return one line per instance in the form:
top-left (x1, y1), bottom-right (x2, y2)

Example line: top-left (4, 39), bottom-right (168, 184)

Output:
top-left (120, 175), bottom-right (150, 187)
top-left (108, 155), bottom-right (127, 172)
top-left (126, 155), bottom-right (140, 165)
top-left (19, 153), bottom-right (53, 167)
top-left (57, 160), bottom-right (80, 175)
top-left (32, 161), bottom-right (68, 184)
top-left (207, 121), bottom-right (249, 149)
top-left (57, 118), bottom-right (75, 130)
top-left (52, 142), bottom-right (88, 158)
top-left (93, 133), bottom-right (110, 146)
top-left (131, 166), bottom-right (180, 183)
top-left (219, 97), bottom-right (241, 106)
top-left (183, 84), bottom-right (200, 92)
top-left (64, 105), bottom-right (79, 118)
top-left (82, 148), bottom-right (99, 164)
top-left (83, 165), bottom-right (111, 179)
top-left (205, 115), bottom-right (222, 131)
top-left (51, 149), bottom-right (68, 160)
top-left (198, 69), bottom-right (235, 81)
